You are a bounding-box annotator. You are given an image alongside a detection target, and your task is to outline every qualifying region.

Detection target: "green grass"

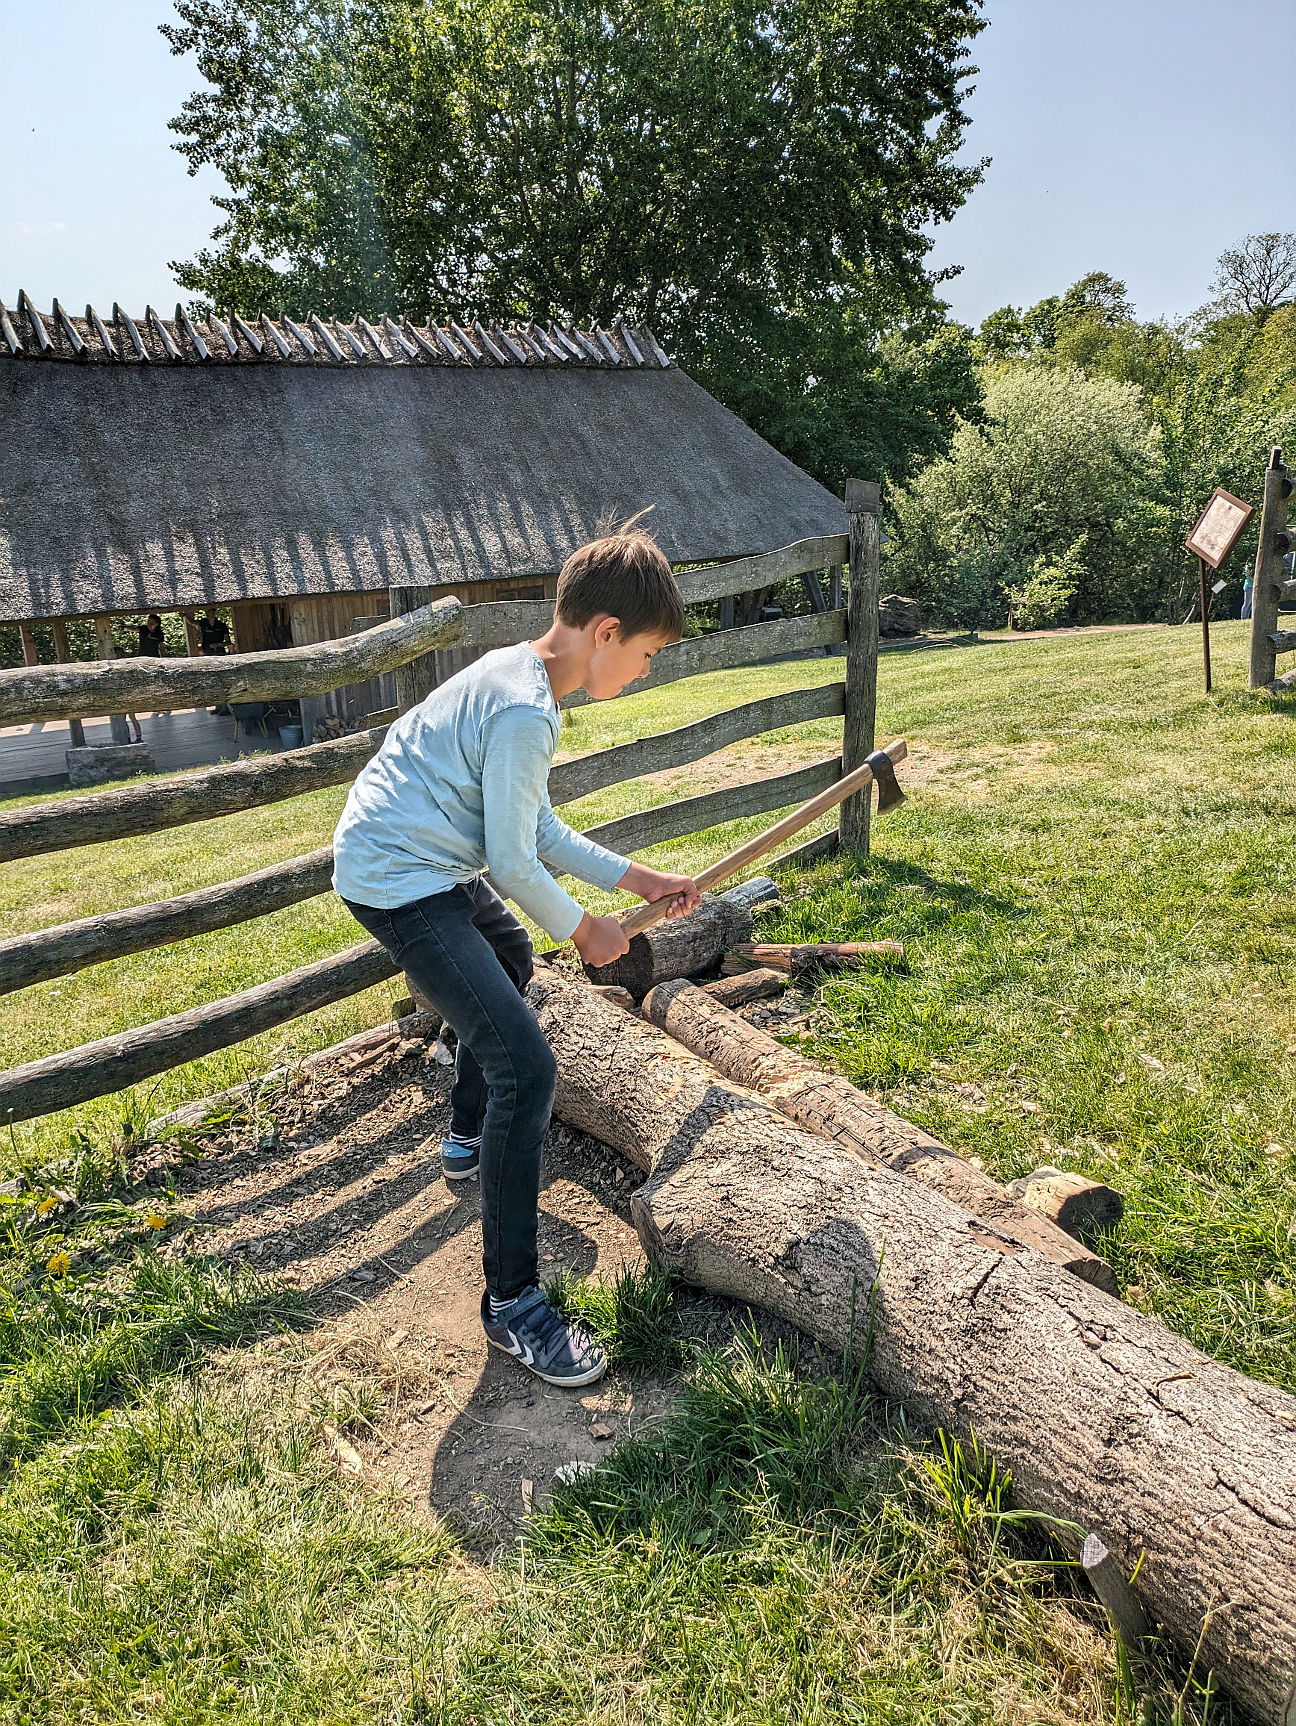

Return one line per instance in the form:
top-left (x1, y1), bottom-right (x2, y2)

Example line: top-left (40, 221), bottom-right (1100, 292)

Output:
top-left (1, 617), bottom-right (1291, 1722)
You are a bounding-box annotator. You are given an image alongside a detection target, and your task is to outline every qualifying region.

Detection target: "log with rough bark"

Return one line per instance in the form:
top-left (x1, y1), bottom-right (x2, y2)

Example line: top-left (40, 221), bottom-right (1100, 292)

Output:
top-left (530, 970), bottom-right (1296, 1725)
top-left (640, 978), bottom-right (1115, 1291)
top-left (699, 968), bottom-right (787, 1007)
top-left (0, 598), bottom-right (465, 724)
top-left (586, 877), bottom-right (775, 999)
top-left (723, 941), bottom-right (905, 974)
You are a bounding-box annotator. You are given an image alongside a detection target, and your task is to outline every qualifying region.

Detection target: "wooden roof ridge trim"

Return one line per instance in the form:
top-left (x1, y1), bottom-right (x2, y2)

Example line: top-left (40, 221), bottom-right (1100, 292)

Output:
top-left (0, 301), bottom-right (22, 355)
top-left (18, 291), bottom-right (51, 353)
top-left (0, 294), bottom-right (674, 369)
top-left (86, 304), bottom-right (118, 359)
top-left (175, 303), bottom-right (210, 361)
top-left (231, 310), bottom-right (264, 355)
top-left (52, 299), bottom-right (86, 356)
top-left (113, 303), bottom-right (148, 361)
top-left (145, 305), bottom-right (181, 361)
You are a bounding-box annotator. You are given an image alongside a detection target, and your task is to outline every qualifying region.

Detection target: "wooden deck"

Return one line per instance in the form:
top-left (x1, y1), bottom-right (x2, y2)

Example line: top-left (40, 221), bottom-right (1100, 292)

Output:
top-left (0, 707), bottom-right (300, 799)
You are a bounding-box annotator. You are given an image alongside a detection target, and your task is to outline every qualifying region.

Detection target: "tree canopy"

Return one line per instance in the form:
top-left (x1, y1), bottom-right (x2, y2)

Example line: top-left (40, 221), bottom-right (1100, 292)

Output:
top-left (162, 0), bottom-right (987, 490)
top-left (890, 238), bottom-right (1296, 630)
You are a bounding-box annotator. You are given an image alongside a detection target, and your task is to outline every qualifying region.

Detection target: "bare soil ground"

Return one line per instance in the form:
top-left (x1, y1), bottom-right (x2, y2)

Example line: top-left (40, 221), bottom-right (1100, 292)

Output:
top-left (137, 996), bottom-right (811, 1554)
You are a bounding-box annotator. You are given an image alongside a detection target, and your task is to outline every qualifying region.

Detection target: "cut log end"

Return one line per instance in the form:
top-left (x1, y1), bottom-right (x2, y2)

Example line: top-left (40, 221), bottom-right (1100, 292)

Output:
top-left (1007, 1168), bottom-right (1125, 1240)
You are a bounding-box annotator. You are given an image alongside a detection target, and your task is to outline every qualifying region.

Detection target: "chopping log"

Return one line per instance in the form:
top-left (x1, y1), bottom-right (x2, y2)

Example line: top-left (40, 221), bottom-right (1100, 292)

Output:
top-left (640, 978), bottom-right (1114, 1292)
top-left (586, 876), bottom-right (776, 1000)
top-left (700, 968), bottom-right (786, 1008)
top-left (530, 970), bottom-right (1296, 1725)
top-left (723, 940), bottom-right (905, 974)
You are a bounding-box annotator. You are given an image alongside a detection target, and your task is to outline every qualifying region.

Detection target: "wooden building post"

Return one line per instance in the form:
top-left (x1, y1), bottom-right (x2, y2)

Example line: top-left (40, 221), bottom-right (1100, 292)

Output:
top-left (18, 623), bottom-right (39, 668)
top-left (183, 612), bottom-right (202, 658)
top-left (1249, 447), bottom-right (1291, 691)
top-left (390, 583), bottom-right (438, 713)
top-left (839, 478), bottom-right (881, 854)
top-left (93, 614), bottom-right (133, 744)
top-left (51, 620), bottom-right (86, 748)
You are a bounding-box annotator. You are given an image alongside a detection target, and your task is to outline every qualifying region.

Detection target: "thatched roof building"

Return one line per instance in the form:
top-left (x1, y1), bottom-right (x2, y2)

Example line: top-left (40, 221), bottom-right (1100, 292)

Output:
top-left (1, 291), bottom-right (845, 729)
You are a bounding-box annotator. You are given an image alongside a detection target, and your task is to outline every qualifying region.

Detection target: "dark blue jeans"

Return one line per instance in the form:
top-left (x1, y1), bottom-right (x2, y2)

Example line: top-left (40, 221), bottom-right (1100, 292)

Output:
top-left (343, 879), bottom-right (556, 1300)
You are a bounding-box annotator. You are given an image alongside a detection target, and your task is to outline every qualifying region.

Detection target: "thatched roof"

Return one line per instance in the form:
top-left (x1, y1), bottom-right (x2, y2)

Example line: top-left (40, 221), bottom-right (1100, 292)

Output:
top-left (0, 293), bottom-right (846, 624)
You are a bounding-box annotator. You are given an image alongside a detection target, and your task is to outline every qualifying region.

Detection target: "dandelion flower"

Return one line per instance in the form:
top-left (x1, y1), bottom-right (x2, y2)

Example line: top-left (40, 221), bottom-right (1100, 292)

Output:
top-left (36, 1196), bottom-right (56, 1217)
top-left (47, 1251), bottom-right (71, 1277)
top-left (144, 1212), bottom-right (167, 1231)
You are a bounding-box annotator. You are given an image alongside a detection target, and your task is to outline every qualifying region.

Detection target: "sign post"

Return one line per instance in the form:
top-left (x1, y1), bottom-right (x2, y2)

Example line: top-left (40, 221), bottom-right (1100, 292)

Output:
top-left (1185, 488), bottom-right (1254, 693)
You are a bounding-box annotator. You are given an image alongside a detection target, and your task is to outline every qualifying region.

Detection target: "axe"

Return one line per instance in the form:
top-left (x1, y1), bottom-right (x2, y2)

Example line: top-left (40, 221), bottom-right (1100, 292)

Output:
top-left (617, 737), bottom-right (907, 938)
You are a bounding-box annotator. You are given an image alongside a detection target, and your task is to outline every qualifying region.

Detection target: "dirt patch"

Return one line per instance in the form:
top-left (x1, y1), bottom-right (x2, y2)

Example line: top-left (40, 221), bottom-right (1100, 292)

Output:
top-left (139, 1022), bottom-right (784, 1554)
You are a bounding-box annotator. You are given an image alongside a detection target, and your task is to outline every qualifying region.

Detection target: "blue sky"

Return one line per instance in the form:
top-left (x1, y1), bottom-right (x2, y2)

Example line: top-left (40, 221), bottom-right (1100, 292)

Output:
top-left (1, 0), bottom-right (1290, 328)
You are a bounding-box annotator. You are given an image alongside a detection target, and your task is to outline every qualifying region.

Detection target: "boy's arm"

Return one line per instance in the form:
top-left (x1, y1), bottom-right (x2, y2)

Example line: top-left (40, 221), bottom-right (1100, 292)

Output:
top-left (481, 707), bottom-right (626, 940)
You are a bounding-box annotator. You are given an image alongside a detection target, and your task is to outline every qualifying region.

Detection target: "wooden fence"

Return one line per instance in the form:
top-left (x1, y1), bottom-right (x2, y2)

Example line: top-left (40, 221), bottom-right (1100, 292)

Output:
top-left (1248, 446), bottom-right (1296, 694)
top-left (0, 485), bottom-right (882, 1126)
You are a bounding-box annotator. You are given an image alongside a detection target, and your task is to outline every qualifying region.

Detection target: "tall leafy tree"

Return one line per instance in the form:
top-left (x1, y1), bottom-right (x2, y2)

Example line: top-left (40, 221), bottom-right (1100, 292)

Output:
top-left (163, 0), bottom-right (987, 487)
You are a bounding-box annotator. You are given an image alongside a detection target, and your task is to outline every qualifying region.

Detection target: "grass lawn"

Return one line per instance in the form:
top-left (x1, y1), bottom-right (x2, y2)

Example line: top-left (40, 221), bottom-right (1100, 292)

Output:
top-left (2, 617), bottom-right (1293, 1724)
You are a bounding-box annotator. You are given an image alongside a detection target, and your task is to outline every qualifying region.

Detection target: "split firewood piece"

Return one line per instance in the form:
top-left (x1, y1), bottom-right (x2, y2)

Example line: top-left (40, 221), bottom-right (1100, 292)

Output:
top-left (724, 940), bottom-right (904, 974)
top-left (1007, 1166), bottom-right (1125, 1240)
top-left (699, 967), bottom-right (786, 1008)
top-left (586, 878), bottom-right (775, 1000)
top-left (529, 969), bottom-right (1296, 1725)
top-left (639, 977), bottom-right (1115, 1293)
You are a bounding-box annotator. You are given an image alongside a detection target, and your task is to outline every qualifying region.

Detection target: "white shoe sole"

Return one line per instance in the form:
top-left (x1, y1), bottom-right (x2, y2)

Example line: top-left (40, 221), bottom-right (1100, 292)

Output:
top-left (485, 1332), bottom-right (609, 1388)
top-left (442, 1163), bottom-right (479, 1182)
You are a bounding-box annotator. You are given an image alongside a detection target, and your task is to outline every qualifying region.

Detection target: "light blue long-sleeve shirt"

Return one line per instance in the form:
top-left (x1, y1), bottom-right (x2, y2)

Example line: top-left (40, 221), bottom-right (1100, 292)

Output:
top-left (332, 642), bottom-right (631, 938)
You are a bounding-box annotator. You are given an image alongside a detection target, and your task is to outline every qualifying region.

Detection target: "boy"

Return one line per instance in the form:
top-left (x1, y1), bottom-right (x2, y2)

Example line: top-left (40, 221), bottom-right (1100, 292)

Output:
top-left (333, 526), bottom-right (700, 1388)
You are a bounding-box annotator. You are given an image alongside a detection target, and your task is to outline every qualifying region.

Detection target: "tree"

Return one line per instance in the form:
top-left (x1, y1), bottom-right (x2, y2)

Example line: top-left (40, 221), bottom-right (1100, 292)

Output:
top-left (1210, 233), bottom-right (1296, 318)
top-left (887, 365), bottom-right (1163, 628)
top-left (162, 0), bottom-right (987, 486)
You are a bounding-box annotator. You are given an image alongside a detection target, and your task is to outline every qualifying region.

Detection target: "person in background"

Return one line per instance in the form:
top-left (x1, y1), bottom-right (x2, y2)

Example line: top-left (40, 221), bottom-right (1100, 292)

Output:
top-left (1241, 576), bottom-right (1253, 621)
top-left (199, 607), bottom-right (233, 715)
top-left (136, 612), bottom-right (170, 719)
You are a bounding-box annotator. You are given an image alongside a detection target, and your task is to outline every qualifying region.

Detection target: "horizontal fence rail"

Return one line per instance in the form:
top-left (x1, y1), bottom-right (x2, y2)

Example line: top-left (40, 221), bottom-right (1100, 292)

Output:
top-left (0, 941), bottom-right (400, 1125)
top-left (548, 682), bottom-right (844, 805)
top-left (3, 684), bottom-right (845, 987)
top-left (563, 610), bottom-right (845, 709)
top-left (0, 848), bottom-right (335, 995)
top-left (349, 533), bottom-right (854, 646)
top-left (0, 727), bottom-right (388, 863)
top-left (570, 757), bottom-right (842, 863)
top-left (0, 599), bottom-right (465, 725)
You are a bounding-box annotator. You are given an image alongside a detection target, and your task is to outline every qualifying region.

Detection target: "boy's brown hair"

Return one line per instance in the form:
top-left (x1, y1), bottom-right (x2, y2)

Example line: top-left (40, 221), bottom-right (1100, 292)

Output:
top-left (555, 517), bottom-right (684, 641)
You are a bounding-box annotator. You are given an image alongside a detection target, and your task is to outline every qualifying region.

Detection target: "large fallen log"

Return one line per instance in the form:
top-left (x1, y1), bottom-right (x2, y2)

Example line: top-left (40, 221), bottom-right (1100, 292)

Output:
top-left (640, 978), bottom-right (1115, 1290)
top-left (531, 970), bottom-right (1296, 1725)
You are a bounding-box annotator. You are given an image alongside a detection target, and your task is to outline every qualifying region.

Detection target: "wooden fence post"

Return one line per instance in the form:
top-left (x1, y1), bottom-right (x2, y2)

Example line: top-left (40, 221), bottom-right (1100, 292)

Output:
top-left (18, 623), bottom-right (39, 668)
top-left (50, 620), bottom-right (86, 748)
top-left (390, 584), bottom-right (438, 713)
top-left (839, 479), bottom-right (881, 853)
top-left (92, 615), bottom-right (133, 745)
top-left (1249, 447), bottom-right (1292, 691)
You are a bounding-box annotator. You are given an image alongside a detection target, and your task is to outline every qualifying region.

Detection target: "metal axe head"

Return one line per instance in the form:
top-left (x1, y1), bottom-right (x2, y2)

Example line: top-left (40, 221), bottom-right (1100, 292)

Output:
top-left (865, 747), bottom-right (905, 814)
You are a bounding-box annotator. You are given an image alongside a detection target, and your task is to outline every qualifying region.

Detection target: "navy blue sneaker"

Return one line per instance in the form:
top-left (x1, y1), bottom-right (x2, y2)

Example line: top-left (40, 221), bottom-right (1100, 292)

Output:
top-left (440, 1133), bottom-right (480, 1181)
top-left (481, 1287), bottom-right (608, 1387)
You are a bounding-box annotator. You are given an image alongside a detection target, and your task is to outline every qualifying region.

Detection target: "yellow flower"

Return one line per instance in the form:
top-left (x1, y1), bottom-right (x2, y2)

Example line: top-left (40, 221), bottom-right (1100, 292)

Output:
top-left (36, 1196), bottom-right (56, 1217)
top-left (47, 1252), bottom-right (71, 1277)
top-left (144, 1212), bottom-right (167, 1231)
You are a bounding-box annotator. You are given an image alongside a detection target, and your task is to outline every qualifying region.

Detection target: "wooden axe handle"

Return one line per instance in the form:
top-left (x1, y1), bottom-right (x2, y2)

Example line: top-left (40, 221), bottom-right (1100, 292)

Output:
top-left (616, 738), bottom-right (907, 938)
